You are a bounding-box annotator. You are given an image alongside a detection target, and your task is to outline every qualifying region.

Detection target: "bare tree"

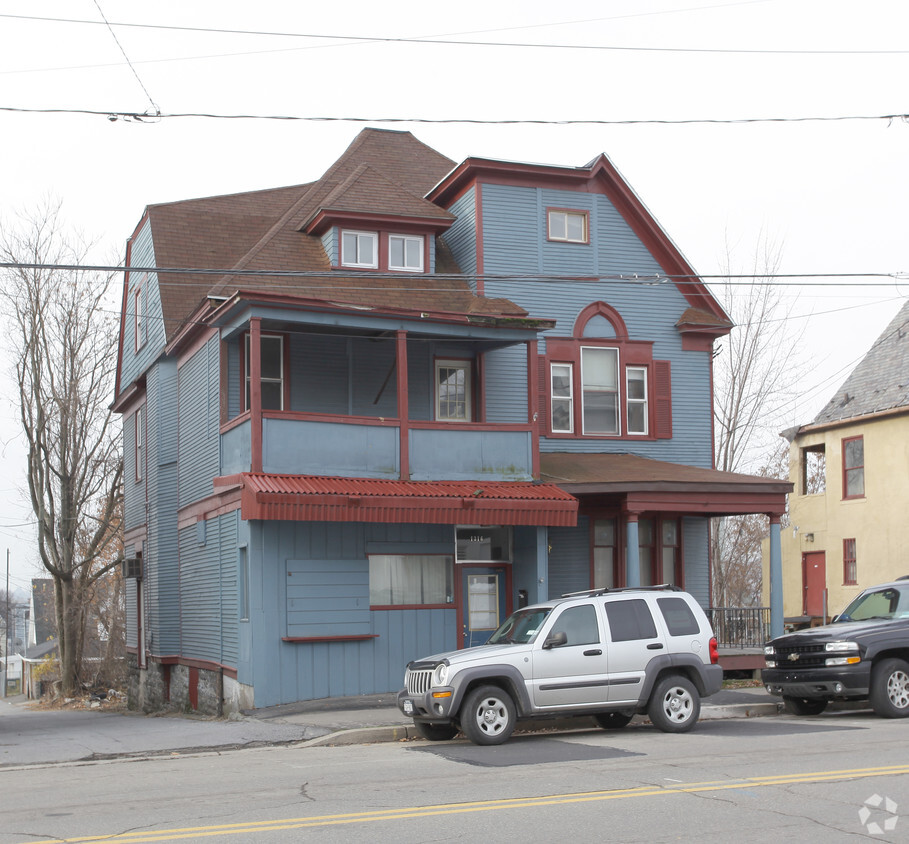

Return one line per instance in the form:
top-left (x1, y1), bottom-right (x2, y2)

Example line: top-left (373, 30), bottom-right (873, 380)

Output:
top-left (0, 202), bottom-right (123, 696)
top-left (711, 234), bottom-right (804, 607)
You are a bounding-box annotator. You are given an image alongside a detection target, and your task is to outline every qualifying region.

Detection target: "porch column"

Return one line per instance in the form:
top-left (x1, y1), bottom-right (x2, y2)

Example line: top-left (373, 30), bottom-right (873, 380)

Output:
top-left (396, 330), bottom-right (409, 480)
top-left (534, 525), bottom-right (548, 602)
top-left (625, 512), bottom-right (641, 588)
top-left (768, 515), bottom-right (784, 638)
top-left (527, 340), bottom-right (540, 479)
top-left (250, 317), bottom-right (263, 473)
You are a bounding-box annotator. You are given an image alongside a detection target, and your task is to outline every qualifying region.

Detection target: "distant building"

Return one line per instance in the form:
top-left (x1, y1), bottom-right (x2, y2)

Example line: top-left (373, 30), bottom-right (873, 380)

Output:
top-left (772, 299), bottom-right (909, 621)
top-left (29, 579), bottom-right (56, 647)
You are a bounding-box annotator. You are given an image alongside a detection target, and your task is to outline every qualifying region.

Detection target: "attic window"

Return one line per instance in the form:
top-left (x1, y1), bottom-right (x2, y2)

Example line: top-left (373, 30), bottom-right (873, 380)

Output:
top-left (388, 235), bottom-right (424, 272)
top-left (548, 209), bottom-right (588, 244)
top-left (341, 230), bottom-right (378, 268)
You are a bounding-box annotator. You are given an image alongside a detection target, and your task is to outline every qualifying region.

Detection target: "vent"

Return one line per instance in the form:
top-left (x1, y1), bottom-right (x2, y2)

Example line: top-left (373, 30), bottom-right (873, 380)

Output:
top-left (122, 557), bottom-right (142, 579)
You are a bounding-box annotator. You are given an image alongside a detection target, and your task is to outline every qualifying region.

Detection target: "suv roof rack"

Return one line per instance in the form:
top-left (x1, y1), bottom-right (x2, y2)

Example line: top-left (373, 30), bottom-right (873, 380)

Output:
top-left (560, 584), bottom-right (682, 598)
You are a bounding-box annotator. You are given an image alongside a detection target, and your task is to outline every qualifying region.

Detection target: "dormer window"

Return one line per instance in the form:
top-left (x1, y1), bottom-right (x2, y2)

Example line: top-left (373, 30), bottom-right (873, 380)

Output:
top-left (388, 235), bottom-right (424, 272)
top-left (341, 230), bottom-right (378, 268)
top-left (548, 209), bottom-right (588, 244)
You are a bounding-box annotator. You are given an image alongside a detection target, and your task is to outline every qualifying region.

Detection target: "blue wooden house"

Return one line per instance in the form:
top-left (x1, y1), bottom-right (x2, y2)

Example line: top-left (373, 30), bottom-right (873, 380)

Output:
top-left (114, 129), bottom-right (788, 713)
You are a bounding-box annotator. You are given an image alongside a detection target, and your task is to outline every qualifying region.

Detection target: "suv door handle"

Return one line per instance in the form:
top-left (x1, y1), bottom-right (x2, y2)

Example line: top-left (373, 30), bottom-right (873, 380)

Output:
top-left (583, 649), bottom-right (603, 656)
top-left (646, 643), bottom-right (664, 650)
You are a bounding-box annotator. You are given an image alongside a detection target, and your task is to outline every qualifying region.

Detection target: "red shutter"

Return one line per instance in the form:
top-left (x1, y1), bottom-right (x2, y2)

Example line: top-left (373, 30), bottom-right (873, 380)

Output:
top-left (537, 355), bottom-right (549, 435)
top-left (654, 360), bottom-right (672, 439)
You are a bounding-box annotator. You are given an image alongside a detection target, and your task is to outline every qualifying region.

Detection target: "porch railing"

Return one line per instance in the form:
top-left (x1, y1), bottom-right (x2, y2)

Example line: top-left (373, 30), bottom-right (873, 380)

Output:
top-left (707, 607), bottom-right (770, 648)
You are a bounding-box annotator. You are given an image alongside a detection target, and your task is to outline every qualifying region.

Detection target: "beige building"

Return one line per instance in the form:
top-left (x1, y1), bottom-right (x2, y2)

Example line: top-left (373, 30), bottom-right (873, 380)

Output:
top-left (768, 300), bottom-right (909, 622)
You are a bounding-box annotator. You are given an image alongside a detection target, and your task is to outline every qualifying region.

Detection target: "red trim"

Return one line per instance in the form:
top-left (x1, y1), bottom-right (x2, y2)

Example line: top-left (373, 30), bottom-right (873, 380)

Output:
top-left (232, 473), bottom-right (578, 526)
top-left (528, 341), bottom-right (540, 478)
top-left (843, 538), bottom-right (857, 585)
top-left (115, 210), bottom-right (150, 401)
top-left (428, 156), bottom-right (729, 323)
top-left (250, 318), bottom-right (263, 473)
top-left (573, 301), bottom-right (629, 341)
top-left (177, 326), bottom-right (219, 370)
top-left (370, 604), bottom-right (452, 611)
top-left (282, 634), bottom-right (379, 643)
top-left (239, 330), bottom-right (291, 412)
top-left (149, 655), bottom-right (238, 679)
top-left (434, 355), bottom-right (475, 422)
top-left (546, 207), bottom-right (590, 244)
top-left (305, 211), bottom-right (453, 237)
top-left (177, 482), bottom-right (242, 530)
top-left (396, 330), bottom-right (410, 480)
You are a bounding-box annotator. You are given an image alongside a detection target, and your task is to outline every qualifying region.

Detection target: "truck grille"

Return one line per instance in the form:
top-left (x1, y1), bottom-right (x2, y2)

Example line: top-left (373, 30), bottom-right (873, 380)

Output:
top-left (406, 669), bottom-right (433, 696)
top-left (773, 643), bottom-right (827, 668)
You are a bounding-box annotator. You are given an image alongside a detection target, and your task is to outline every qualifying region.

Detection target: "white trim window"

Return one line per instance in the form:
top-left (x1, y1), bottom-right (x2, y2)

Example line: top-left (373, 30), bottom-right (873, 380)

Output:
top-left (134, 406), bottom-right (144, 482)
top-left (548, 209), bottom-right (588, 243)
top-left (626, 367), bottom-right (648, 435)
top-left (340, 230), bottom-right (378, 268)
top-left (388, 234), bottom-right (424, 272)
top-left (550, 363), bottom-right (574, 433)
top-left (435, 360), bottom-right (471, 421)
top-left (581, 346), bottom-right (619, 434)
top-left (244, 334), bottom-right (285, 411)
top-left (134, 277), bottom-right (146, 351)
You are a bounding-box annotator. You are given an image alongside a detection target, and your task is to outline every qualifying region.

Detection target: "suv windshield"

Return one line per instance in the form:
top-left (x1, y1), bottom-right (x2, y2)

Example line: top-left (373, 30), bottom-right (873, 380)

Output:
top-left (488, 607), bottom-right (551, 645)
top-left (837, 586), bottom-right (909, 622)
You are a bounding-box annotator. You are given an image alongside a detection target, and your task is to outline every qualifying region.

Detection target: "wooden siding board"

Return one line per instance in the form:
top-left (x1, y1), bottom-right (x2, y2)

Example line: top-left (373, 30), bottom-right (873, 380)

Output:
top-left (441, 187), bottom-right (477, 283)
top-left (483, 345), bottom-right (527, 424)
top-left (547, 517), bottom-right (591, 599)
top-left (409, 428), bottom-right (531, 481)
top-left (178, 336), bottom-right (221, 507)
top-left (219, 510), bottom-right (239, 666)
top-left (123, 413), bottom-right (144, 532)
top-left (682, 516), bottom-right (710, 608)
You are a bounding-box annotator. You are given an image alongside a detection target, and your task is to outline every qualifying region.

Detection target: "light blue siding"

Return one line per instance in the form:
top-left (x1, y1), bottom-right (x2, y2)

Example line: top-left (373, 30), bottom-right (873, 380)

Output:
top-left (441, 187), bottom-right (477, 284)
top-left (286, 559), bottom-right (370, 637)
top-left (483, 345), bottom-right (527, 424)
top-left (546, 518), bottom-right (591, 599)
top-left (221, 420), bottom-right (251, 475)
top-left (123, 412), bottom-right (144, 532)
top-left (682, 516), bottom-right (710, 608)
top-left (409, 428), bottom-right (532, 481)
top-left (178, 336), bottom-right (221, 507)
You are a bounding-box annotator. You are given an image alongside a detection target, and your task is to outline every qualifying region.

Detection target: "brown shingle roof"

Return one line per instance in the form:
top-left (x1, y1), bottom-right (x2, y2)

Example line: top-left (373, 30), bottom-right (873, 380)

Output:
top-left (144, 129), bottom-right (522, 340)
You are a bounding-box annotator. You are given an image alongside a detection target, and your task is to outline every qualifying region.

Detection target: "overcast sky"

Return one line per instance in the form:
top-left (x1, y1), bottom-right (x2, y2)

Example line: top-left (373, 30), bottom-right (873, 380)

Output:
top-left (0, 0), bottom-right (906, 591)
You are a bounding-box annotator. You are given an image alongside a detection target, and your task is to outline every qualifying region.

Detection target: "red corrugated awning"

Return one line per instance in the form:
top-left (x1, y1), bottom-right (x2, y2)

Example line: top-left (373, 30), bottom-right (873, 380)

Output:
top-left (223, 473), bottom-right (578, 526)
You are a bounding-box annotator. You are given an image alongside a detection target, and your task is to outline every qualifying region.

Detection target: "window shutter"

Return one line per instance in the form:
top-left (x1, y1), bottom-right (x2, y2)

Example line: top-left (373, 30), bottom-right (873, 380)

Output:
top-left (654, 360), bottom-right (672, 439)
top-left (537, 356), bottom-right (549, 435)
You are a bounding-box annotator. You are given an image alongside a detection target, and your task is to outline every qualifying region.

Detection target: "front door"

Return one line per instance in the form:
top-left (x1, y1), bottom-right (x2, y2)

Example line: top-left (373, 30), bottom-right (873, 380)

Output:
top-left (460, 566), bottom-right (508, 647)
top-left (803, 551), bottom-right (827, 617)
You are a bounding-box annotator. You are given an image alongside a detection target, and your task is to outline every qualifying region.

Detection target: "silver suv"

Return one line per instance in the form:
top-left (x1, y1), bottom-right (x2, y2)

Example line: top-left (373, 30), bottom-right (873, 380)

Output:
top-left (397, 586), bottom-right (723, 745)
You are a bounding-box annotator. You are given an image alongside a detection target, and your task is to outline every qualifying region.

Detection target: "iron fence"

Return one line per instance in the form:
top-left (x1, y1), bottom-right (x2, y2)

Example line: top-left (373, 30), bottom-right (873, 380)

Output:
top-left (707, 606), bottom-right (770, 648)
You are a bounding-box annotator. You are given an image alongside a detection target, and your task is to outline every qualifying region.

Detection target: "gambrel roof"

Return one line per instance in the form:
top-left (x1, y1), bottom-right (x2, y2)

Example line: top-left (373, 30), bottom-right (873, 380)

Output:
top-left (812, 298), bottom-right (909, 426)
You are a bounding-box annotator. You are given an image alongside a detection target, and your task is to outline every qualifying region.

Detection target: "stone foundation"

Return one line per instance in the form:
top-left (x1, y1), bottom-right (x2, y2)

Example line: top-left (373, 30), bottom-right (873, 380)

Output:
top-left (127, 656), bottom-right (252, 716)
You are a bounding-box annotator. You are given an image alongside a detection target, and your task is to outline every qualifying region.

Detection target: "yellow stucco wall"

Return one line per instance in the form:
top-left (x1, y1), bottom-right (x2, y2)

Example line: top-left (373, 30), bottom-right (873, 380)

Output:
top-left (763, 411), bottom-right (909, 619)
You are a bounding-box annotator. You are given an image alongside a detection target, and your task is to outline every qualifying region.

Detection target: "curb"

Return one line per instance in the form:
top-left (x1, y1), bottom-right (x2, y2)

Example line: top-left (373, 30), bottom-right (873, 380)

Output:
top-left (298, 702), bottom-right (781, 747)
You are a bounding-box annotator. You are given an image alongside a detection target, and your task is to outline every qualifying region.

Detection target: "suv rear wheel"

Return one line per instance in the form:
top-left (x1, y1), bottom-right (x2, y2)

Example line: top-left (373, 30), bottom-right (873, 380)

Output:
top-left (648, 675), bottom-right (700, 733)
top-left (782, 696), bottom-right (828, 716)
top-left (415, 722), bottom-right (459, 741)
top-left (460, 685), bottom-right (516, 746)
top-left (869, 658), bottom-right (909, 718)
top-left (594, 712), bottom-right (633, 730)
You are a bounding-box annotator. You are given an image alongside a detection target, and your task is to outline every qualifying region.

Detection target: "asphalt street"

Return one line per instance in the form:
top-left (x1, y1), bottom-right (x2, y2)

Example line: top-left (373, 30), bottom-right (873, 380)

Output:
top-left (0, 686), bottom-right (782, 767)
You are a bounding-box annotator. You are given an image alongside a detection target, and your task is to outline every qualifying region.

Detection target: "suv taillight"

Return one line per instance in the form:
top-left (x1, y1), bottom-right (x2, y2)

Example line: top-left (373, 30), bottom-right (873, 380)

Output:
top-left (709, 636), bottom-right (719, 665)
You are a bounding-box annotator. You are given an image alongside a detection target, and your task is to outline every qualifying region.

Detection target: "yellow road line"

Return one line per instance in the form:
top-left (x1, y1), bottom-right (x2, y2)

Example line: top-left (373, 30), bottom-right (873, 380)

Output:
top-left (21, 763), bottom-right (909, 843)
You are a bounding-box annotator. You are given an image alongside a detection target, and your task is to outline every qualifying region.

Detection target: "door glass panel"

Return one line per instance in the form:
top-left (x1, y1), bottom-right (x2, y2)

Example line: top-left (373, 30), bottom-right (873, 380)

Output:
top-left (468, 575), bottom-right (499, 630)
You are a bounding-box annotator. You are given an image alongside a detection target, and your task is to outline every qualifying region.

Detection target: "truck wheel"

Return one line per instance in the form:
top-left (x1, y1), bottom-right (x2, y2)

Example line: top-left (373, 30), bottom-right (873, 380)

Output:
top-left (594, 712), bottom-right (634, 730)
top-left (870, 658), bottom-right (909, 718)
top-left (783, 696), bottom-right (828, 716)
top-left (460, 685), bottom-right (516, 745)
top-left (415, 722), bottom-right (459, 741)
top-left (648, 675), bottom-right (700, 733)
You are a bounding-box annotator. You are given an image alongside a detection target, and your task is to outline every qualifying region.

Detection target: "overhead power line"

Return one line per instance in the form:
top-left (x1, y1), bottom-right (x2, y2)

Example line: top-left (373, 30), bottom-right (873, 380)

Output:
top-left (2, 11), bottom-right (906, 56)
top-left (1, 260), bottom-right (906, 288)
top-left (1, 104), bottom-right (907, 127)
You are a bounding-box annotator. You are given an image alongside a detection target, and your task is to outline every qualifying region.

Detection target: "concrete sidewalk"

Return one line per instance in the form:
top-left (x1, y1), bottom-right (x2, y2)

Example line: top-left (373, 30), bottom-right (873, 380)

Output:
top-left (0, 686), bottom-right (782, 766)
top-left (247, 685), bottom-right (783, 747)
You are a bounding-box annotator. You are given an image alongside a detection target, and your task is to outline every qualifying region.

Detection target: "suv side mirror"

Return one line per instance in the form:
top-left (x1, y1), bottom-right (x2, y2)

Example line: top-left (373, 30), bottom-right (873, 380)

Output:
top-left (543, 631), bottom-right (568, 649)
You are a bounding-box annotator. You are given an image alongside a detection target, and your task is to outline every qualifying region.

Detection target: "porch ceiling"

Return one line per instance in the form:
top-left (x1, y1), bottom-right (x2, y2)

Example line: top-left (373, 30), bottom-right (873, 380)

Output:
top-left (224, 473), bottom-right (579, 526)
top-left (539, 452), bottom-right (791, 517)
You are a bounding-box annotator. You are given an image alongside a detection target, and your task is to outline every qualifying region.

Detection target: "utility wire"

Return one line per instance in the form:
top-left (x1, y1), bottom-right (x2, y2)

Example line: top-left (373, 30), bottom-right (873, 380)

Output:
top-left (1, 10), bottom-right (905, 56)
top-left (2, 104), bottom-right (906, 127)
top-left (90, 0), bottom-right (160, 118)
top-left (1, 261), bottom-right (906, 286)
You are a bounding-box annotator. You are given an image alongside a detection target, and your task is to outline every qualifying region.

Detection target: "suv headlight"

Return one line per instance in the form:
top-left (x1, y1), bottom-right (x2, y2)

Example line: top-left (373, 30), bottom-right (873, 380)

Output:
top-left (432, 662), bottom-right (450, 686)
top-left (825, 640), bottom-right (861, 666)
top-left (763, 645), bottom-right (776, 667)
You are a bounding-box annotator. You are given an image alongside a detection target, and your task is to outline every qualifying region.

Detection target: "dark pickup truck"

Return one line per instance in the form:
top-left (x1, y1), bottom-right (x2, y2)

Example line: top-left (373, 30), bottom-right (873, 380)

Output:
top-left (762, 579), bottom-right (909, 717)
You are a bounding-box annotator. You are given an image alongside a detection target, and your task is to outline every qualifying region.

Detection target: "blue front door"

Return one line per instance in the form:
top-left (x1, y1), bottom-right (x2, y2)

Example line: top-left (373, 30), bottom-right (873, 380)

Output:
top-left (461, 566), bottom-right (508, 647)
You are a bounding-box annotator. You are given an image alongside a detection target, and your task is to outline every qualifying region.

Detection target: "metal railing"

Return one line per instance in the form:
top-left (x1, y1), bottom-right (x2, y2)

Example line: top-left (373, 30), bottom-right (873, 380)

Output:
top-left (707, 607), bottom-right (770, 648)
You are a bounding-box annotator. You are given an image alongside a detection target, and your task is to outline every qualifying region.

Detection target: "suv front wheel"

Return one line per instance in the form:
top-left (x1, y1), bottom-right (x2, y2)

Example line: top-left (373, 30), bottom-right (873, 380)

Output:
top-left (648, 675), bottom-right (700, 733)
top-left (460, 685), bottom-right (516, 746)
top-left (869, 657), bottom-right (909, 718)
